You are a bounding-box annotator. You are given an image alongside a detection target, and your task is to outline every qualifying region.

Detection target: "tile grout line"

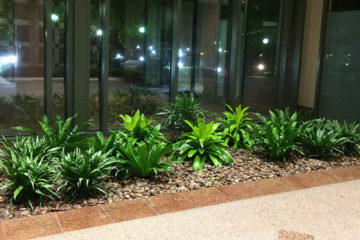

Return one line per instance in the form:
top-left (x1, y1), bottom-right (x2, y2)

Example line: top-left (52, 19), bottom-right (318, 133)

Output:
top-left (141, 198), bottom-right (160, 215)
top-left (53, 213), bottom-right (64, 233)
top-left (178, 191), bottom-right (196, 205)
top-left (1, 220), bottom-right (6, 240)
top-left (212, 187), bottom-right (232, 201)
top-left (99, 204), bottom-right (115, 223)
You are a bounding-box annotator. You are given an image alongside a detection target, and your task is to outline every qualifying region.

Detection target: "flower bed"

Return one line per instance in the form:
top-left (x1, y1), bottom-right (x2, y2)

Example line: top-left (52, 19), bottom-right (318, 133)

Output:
top-left (0, 149), bottom-right (358, 220)
top-left (1, 94), bottom-right (360, 221)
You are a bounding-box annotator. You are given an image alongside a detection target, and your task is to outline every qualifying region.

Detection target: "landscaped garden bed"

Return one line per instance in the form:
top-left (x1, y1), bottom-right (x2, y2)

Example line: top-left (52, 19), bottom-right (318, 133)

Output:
top-left (0, 94), bottom-right (360, 220)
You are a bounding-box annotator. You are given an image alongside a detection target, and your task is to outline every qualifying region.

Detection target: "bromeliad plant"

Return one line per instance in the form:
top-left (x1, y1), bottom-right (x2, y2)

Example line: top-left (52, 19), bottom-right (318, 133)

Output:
top-left (218, 104), bottom-right (254, 149)
top-left (253, 108), bottom-right (303, 162)
top-left (13, 115), bottom-right (91, 152)
top-left (157, 93), bottom-right (208, 131)
top-left (300, 119), bottom-right (347, 159)
top-left (174, 119), bottom-right (233, 171)
top-left (0, 137), bottom-right (59, 207)
top-left (58, 148), bottom-right (116, 199)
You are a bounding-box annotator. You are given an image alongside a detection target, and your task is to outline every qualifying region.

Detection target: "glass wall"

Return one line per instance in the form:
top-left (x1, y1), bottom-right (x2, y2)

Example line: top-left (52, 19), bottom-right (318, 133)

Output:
top-left (52, 0), bottom-right (66, 119)
top-left (107, 0), bottom-right (172, 128)
top-left (0, 0), bottom-right (303, 135)
top-left (90, 0), bottom-right (101, 130)
top-left (0, 0), bottom-right (44, 135)
top-left (177, 0), bottom-right (231, 113)
top-left (242, 0), bottom-right (281, 113)
top-left (318, 0), bottom-right (360, 121)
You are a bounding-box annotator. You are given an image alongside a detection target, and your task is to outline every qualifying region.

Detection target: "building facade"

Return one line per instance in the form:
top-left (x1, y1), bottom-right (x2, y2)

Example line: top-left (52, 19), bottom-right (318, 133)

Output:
top-left (0, 0), bottom-right (358, 136)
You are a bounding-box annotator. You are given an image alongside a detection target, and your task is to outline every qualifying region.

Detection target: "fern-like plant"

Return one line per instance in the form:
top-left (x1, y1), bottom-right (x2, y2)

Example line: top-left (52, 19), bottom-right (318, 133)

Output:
top-left (174, 119), bottom-right (233, 171)
top-left (253, 108), bottom-right (303, 162)
top-left (58, 148), bottom-right (116, 199)
top-left (115, 140), bottom-right (173, 178)
top-left (327, 120), bottom-right (360, 156)
top-left (118, 110), bottom-right (166, 144)
top-left (87, 131), bottom-right (115, 154)
top-left (218, 104), bottom-right (253, 149)
top-left (157, 93), bottom-right (207, 131)
top-left (300, 119), bottom-right (347, 159)
top-left (0, 137), bottom-right (59, 207)
top-left (13, 115), bottom-right (91, 152)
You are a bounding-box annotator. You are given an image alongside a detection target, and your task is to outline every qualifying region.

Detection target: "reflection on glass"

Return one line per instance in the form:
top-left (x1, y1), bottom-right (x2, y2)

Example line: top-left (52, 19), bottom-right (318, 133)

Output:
top-left (0, 0), bottom-right (44, 135)
top-left (242, 0), bottom-right (280, 112)
top-left (90, 0), bottom-right (101, 129)
top-left (178, 0), bottom-right (194, 93)
top-left (52, 0), bottom-right (65, 119)
top-left (108, 0), bottom-right (172, 128)
top-left (318, 0), bottom-right (360, 121)
top-left (178, 0), bottom-right (231, 113)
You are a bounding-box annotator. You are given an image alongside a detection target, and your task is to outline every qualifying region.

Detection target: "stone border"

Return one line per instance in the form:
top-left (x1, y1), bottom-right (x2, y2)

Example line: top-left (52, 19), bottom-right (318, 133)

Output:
top-left (1, 165), bottom-right (360, 240)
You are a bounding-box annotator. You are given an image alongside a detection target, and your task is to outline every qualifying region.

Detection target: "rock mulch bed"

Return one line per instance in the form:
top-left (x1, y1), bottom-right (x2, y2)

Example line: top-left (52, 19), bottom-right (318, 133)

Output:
top-left (1, 149), bottom-right (359, 220)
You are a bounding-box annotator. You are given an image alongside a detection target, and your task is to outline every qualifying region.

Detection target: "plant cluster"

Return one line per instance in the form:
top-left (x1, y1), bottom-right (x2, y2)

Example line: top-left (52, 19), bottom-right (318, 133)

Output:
top-left (175, 120), bottom-right (233, 171)
top-left (253, 108), bottom-right (360, 161)
top-left (253, 108), bottom-right (304, 161)
top-left (157, 93), bottom-right (208, 131)
top-left (218, 104), bottom-right (253, 149)
top-left (0, 98), bottom-right (359, 208)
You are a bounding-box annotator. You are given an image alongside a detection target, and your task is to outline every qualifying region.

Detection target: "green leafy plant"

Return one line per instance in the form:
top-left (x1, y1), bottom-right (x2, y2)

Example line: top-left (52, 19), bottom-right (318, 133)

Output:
top-left (87, 131), bottom-right (115, 154)
top-left (0, 137), bottom-right (59, 207)
top-left (327, 120), bottom-right (360, 156)
top-left (253, 108), bottom-right (303, 162)
top-left (175, 119), bottom-right (233, 171)
top-left (58, 148), bottom-right (116, 199)
top-left (157, 93), bottom-right (207, 131)
top-left (13, 115), bottom-right (91, 152)
top-left (300, 119), bottom-right (347, 159)
top-left (218, 104), bottom-right (253, 149)
top-left (118, 109), bottom-right (166, 144)
top-left (115, 140), bottom-right (173, 178)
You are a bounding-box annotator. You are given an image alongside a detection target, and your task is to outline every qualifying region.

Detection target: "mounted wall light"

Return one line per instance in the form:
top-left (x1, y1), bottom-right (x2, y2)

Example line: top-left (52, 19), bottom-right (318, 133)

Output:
top-left (262, 38), bottom-right (269, 44)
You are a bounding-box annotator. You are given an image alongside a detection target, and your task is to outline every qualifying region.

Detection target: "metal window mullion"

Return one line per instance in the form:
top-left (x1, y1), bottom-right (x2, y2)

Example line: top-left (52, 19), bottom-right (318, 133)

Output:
top-left (99, 0), bottom-right (110, 133)
top-left (190, 0), bottom-right (199, 93)
top-left (290, 0), bottom-right (307, 110)
top-left (274, 0), bottom-right (290, 109)
top-left (214, 0), bottom-right (222, 101)
top-left (169, 0), bottom-right (182, 101)
top-left (44, 0), bottom-right (53, 119)
top-left (73, 0), bottom-right (90, 125)
top-left (65, 0), bottom-right (74, 119)
top-left (228, 0), bottom-right (247, 107)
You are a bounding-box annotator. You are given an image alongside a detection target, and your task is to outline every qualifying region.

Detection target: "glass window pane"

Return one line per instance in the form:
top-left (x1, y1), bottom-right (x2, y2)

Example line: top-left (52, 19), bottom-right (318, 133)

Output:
top-left (242, 0), bottom-right (280, 112)
top-left (177, 0), bottom-right (231, 113)
top-left (0, 0), bottom-right (44, 135)
top-left (318, 0), bottom-right (360, 121)
top-left (52, 0), bottom-right (65, 119)
top-left (90, 0), bottom-right (101, 130)
top-left (108, 0), bottom-right (171, 129)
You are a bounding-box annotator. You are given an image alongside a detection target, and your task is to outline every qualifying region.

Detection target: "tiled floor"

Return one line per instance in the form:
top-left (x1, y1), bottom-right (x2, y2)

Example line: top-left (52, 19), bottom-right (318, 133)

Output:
top-left (1, 165), bottom-right (359, 240)
top-left (35, 178), bottom-right (360, 240)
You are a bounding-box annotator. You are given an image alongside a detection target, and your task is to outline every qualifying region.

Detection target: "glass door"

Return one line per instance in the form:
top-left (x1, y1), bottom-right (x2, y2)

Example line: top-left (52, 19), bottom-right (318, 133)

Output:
top-left (318, 0), bottom-right (360, 122)
top-left (242, 0), bottom-right (281, 113)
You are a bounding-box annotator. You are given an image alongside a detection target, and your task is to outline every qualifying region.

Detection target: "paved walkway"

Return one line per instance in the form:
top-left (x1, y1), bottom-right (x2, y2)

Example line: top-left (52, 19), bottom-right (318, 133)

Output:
top-left (34, 179), bottom-right (360, 240)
